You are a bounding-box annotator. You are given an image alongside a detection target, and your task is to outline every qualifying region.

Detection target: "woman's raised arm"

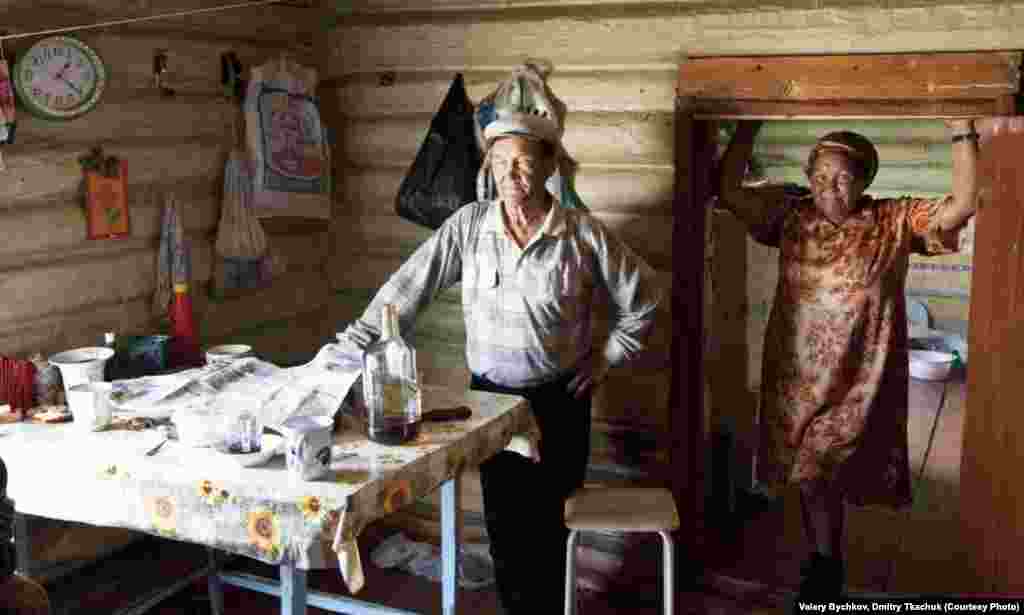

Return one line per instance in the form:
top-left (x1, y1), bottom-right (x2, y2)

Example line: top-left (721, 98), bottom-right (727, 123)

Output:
top-left (718, 120), bottom-right (785, 234)
top-left (937, 118), bottom-right (980, 233)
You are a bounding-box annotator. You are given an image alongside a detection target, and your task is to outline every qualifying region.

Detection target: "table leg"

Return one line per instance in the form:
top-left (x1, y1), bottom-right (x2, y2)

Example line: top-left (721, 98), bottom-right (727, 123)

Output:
top-left (207, 548), bottom-right (224, 615)
top-left (440, 474), bottom-right (462, 615)
top-left (281, 561), bottom-right (308, 615)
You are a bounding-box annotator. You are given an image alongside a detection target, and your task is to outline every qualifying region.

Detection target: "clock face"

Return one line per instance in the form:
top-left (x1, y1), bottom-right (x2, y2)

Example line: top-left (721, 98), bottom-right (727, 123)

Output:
top-left (14, 36), bottom-right (107, 120)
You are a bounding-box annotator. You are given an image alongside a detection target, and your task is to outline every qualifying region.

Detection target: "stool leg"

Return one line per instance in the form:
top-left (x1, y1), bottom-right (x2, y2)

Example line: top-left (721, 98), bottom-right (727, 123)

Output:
top-left (658, 531), bottom-right (675, 615)
top-left (564, 529), bottom-right (580, 615)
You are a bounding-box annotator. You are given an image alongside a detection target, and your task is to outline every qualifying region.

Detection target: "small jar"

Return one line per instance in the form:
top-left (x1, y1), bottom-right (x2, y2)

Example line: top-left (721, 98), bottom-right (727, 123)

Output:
top-left (31, 353), bottom-right (62, 407)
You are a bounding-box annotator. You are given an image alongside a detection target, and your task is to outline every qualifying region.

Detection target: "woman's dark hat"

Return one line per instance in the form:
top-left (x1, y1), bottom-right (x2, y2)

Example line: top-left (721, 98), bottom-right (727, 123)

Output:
top-left (811, 131), bottom-right (879, 189)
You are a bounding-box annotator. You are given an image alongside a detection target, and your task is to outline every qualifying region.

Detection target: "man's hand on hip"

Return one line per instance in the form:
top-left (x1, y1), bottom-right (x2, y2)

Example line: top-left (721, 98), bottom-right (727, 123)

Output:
top-left (567, 352), bottom-right (610, 400)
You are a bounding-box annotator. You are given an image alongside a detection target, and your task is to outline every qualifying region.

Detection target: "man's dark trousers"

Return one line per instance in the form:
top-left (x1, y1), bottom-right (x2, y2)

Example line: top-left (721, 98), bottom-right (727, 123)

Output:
top-left (472, 371), bottom-right (592, 615)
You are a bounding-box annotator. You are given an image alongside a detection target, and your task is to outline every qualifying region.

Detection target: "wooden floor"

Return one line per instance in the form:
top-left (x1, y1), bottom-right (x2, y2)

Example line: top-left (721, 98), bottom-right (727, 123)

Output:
top-left (145, 565), bottom-right (789, 615)
top-left (52, 522), bottom-right (790, 615)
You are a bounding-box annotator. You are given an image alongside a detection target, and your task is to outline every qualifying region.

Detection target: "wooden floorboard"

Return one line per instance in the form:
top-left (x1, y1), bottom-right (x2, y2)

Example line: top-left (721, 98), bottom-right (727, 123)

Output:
top-left (80, 520), bottom-right (790, 615)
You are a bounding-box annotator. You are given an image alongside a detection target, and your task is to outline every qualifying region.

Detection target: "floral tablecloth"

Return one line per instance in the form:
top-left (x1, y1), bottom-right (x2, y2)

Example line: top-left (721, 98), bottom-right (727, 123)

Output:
top-left (0, 385), bottom-right (533, 593)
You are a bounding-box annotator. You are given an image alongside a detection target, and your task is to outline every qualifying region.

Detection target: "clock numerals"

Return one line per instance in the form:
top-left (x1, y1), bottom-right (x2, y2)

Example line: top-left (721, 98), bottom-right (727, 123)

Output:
top-left (16, 37), bottom-right (105, 119)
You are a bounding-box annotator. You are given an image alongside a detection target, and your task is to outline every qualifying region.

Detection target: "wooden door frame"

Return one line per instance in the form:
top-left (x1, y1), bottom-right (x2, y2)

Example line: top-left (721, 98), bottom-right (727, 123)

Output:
top-left (669, 51), bottom-right (1021, 585)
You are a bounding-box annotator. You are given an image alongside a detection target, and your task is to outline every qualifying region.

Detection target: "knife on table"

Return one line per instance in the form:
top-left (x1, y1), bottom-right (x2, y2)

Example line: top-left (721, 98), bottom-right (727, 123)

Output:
top-left (422, 406), bottom-right (472, 422)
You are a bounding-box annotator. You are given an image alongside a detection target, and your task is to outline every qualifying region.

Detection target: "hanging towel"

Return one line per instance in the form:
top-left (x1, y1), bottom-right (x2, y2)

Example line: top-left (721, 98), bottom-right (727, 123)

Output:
top-left (153, 194), bottom-right (190, 318)
top-left (244, 55), bottom-right (331, 219)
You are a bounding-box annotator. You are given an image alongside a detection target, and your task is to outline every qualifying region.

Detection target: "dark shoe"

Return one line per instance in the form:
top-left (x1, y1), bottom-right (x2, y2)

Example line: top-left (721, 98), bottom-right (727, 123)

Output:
top-left (797, 553), bottom-right (845, 599)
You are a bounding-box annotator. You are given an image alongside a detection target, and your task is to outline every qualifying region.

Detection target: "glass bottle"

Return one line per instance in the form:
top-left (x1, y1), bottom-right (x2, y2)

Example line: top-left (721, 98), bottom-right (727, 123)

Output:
top-left (362, 304), bottom-right (421, 445)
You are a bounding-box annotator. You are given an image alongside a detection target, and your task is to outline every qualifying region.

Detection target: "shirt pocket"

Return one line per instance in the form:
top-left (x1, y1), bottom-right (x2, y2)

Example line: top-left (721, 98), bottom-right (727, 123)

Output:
top-left (462, 261), bottom-right (500, 308)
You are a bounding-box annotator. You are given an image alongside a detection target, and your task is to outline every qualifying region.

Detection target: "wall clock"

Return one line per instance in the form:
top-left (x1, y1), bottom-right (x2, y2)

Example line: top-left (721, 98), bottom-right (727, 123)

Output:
top-left (13, 36), bottom-right (108, 121)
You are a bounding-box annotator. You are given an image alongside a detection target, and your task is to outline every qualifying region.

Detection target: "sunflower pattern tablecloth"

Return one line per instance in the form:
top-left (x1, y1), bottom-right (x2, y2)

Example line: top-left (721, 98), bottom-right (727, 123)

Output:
top-left (1, 385), bottom-right (533, 593)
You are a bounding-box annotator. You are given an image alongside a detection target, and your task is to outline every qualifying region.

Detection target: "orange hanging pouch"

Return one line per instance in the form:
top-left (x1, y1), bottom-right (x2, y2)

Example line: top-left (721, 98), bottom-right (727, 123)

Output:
top-left (85, 160), bottom-right (131, 239)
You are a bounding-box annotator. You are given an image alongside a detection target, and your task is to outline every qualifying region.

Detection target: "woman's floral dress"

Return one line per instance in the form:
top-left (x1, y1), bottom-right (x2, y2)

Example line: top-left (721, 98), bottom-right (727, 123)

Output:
top-left (752, 192), bottom-right (960, 507)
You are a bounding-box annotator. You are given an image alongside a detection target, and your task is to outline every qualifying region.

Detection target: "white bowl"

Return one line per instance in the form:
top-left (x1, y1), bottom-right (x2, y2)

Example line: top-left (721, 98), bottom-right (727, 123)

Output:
top-left (205, 344), bottom-right (253, 365)
top-left (909, 350), bottom-right (955, 381)
top-left (49, 347), bottom-right (115, 395)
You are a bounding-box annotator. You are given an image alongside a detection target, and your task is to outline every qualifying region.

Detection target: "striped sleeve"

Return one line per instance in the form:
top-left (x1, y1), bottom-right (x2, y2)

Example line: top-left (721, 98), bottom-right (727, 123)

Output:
top-left (339, 205), bottom-right (474, 349)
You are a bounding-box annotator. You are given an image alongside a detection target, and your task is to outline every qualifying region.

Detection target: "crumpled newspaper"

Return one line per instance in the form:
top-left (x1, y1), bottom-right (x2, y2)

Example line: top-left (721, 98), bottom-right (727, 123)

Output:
top-left (370, 531), bottom-right (495, 590)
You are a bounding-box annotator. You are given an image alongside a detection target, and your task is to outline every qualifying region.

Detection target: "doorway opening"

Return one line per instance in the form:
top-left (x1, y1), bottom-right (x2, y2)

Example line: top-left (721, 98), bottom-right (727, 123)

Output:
top-left (703, 118), bottom-right (973, 594)
top-left (668, 51), bottom-right (1020, 597)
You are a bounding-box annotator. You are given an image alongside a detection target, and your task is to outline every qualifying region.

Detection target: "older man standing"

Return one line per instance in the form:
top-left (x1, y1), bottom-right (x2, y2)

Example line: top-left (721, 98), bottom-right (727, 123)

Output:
top-left (339, 68), bottom-right (662, 613)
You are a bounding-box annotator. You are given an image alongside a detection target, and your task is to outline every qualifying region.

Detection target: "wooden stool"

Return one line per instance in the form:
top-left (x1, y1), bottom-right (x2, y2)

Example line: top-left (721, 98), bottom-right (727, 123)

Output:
top-left (563, 487), bottom-right (679, 615)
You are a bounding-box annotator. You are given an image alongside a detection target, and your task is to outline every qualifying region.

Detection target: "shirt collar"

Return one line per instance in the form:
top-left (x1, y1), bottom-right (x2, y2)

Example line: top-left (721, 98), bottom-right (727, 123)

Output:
top-left (486, 199), bottom-right (569, 238)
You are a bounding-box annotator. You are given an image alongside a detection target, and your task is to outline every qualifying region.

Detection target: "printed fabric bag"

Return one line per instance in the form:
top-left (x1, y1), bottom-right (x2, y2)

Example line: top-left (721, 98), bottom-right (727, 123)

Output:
top-left (395, 73), bottom-right (482, 230)
top-left (244, 56), bottom-right (331, 219)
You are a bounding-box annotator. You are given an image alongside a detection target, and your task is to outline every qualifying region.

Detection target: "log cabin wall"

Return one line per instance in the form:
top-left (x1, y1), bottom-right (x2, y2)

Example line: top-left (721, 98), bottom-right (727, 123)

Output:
top-left (0, 1), bottom-right (332, 369)
top-left (323, 0), bottom-right (1021, 595)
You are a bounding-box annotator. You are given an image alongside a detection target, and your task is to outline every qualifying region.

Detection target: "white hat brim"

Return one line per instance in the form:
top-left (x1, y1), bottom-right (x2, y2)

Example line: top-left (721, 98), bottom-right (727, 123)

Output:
top-left (483, 112), bottom-right (562, 145)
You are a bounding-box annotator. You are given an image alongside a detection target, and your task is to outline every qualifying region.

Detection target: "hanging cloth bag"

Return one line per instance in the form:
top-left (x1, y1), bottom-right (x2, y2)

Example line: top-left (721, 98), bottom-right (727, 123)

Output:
top-left (395, 73), bottom-right (482, 230)
top-left (216, 150), bottom-right (267, 260)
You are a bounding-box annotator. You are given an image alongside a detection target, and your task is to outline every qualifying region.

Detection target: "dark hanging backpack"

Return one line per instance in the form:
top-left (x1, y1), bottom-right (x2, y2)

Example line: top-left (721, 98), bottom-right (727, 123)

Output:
top-left (395, 73), bottom-right (482, 229)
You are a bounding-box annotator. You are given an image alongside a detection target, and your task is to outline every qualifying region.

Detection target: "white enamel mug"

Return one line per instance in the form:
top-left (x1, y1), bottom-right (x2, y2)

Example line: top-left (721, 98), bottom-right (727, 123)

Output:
top-left (67, 382), bottom-right (114, 431)
top-left (280, 415), bottom-right (334, 481)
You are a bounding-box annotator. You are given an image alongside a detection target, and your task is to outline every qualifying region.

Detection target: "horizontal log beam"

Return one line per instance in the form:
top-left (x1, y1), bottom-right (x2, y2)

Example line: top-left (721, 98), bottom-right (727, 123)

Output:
top-left (0, 226), bottom-right (328, 330)
top-left (328, 5), bottom-right (1024, 74)
top-left (685, 97), bottom-right (1013, 119)
top-left (0, 177), bottom-right (217, 263)
top-left (338, 0), bottom-right (1005, 20)
top-left (15, 99), bottom-right (235, 149)
top-left (0, 270), bottom-right (332, 360)
top-left (0, 137), bottom-right (224, 204)
top-left (0, 2), bottom-right (323, 49)
top-left (325, 68), bottom-right (678, 116)
top-left (339, 112), bottom-right (675, 168)
top-left (678, 53), bottom-right (1021, 101)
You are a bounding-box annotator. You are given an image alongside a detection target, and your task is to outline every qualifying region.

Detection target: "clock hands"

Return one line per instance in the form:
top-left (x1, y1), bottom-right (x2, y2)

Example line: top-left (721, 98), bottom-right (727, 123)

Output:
top-left (52, 62), bottom-right (72, 81)
top-left (59, 76), bottom-right (83, 96)
top-left (50, 61), bottom-right (83, 97)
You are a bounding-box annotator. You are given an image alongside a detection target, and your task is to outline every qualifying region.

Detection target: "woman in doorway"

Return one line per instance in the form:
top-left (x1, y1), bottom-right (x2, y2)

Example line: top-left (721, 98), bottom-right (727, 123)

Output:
top-left (718, 119), bottom-right (980, 599)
